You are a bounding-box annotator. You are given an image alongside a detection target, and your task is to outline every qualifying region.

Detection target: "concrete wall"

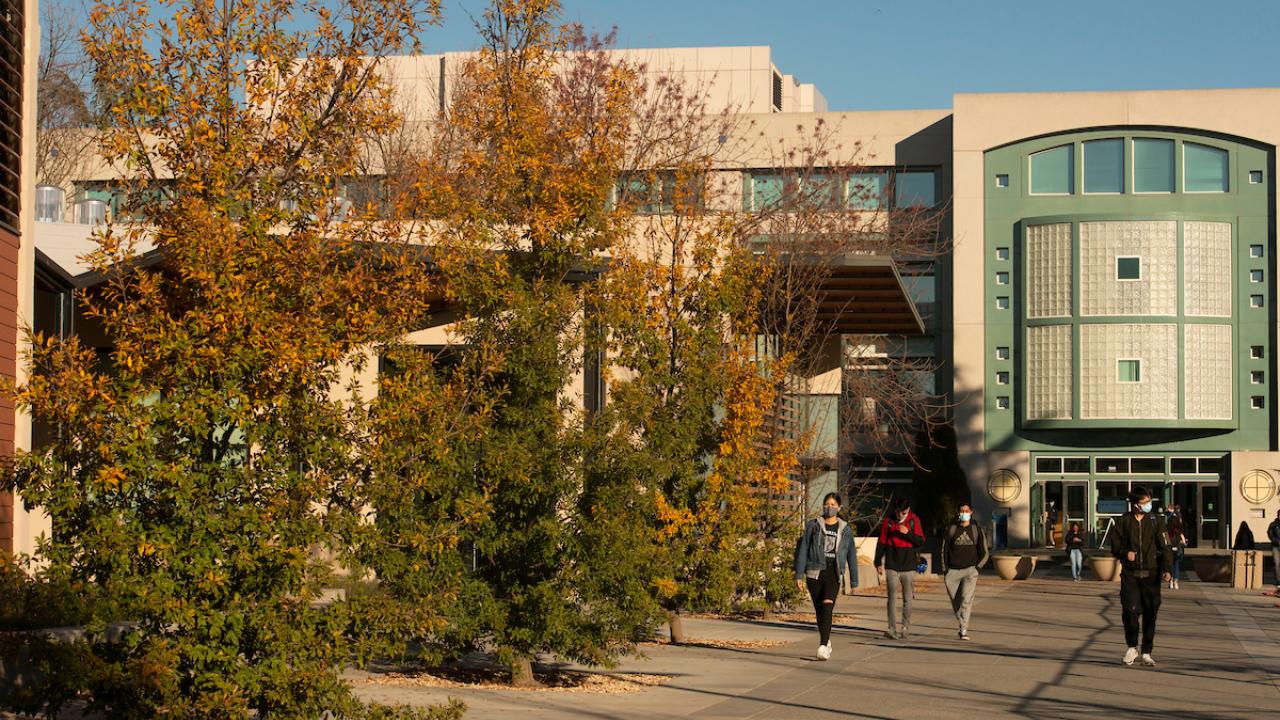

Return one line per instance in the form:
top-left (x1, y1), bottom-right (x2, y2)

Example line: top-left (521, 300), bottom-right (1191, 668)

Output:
top-left (1227, 451), bottom-right (1280, 546)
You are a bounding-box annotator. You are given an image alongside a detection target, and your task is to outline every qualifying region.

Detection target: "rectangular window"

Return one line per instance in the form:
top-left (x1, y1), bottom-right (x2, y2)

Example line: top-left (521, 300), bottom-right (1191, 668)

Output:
top-left (996, 247), bottom-right (1010, 261)
top-left (996, 396), bottom-right (1010, 409)
top-left (1063, 457), bottom-right (1090, 474)
top-left (1169, 457), bottom-right (1198, 474)
top-left (1116, 256), bottom-right (1142, 280)
top-left (1251, 294), bottom-right (1265, 308)
top-left (996, 174), bottom-right (1009, 188)
top-left (1251, 370), bottom-right (1265, 384)
top-left (1035, 457), bottom-right (1063, 474)
top-left (996, 371), bottom-right (1010, 384)
top-left (1133, 138), bottom-right (1175, 193)
top-left (1130, 457), bottom-right (1164, 474)
top-left (1251, 395), bottom-right (1265, 409)
top-left (1184, 142), bottom-right (1230, 192)
top-left (1096, 457), bottom-right (1129, 474)
top-left (894, 170), bottom-right (936, 208)
top-left (1117, 359), bottom-right (1141, 383)
top-left (1251, 269), bottom-right (1264, 283)
top-left (1250, 244), bottom-right (1265, 258)
top-left (750, 172), bottom-right (786, 210)
top-left (1249, 170), bottom-right (1264, 184)
top-left (996, 346), bottom-right (1010, 360)
top-left (1198, 457), bottom-right (1222, 474)
top-left (847, 172), bottom-right (887, 210)
top-left (996, 296), bottom-right (1009, 310)
top-left (1084, 138), bottom-right (1124, 193)
top-left (1251, 345), bottom-right (1265, 359)
top-left (995, 271), bottom-right (1009, 285)
top-left (1030, 145), bottom-right (1074, 195)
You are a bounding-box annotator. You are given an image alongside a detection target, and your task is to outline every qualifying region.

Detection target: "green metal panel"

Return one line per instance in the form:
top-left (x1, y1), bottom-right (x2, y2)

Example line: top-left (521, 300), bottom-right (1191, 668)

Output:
top-left (983, 128), bottom-right (1274, 454)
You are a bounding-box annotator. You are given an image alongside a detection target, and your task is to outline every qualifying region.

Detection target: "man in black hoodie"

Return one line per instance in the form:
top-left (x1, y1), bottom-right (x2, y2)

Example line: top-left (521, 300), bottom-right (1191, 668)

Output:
top-left (1268, 509), bottom-right (1280, 594)
top-left (1109, 486), bottom-right (1172, 667)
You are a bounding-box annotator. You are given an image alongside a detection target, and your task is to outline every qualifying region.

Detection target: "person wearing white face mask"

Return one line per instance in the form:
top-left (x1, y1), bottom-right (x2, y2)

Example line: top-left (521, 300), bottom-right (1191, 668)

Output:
top-left (1109, 486), bottom-right (1173, 667)
top-left (941, 503), bottom-right (989, 640)
top-left (793, 492), bottom-right (859, 660)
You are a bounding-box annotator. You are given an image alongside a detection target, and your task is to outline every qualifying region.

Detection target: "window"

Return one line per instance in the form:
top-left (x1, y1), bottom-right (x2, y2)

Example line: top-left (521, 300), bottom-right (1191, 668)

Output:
top-left (895, 171), bottom-right (936, 208)
top-left (1096, 457), bottom-right (1129, 474)
top-left (996, 174), bottom-right (1009, 188)
top-left (1251, 269), bottom-right (1264, 283)
top-left (1251, 294), bottom-right (1265, 308)
top-left (995, 271), bottom-right (1009, 285)
top-left (1184, 142), bottom-right (1229, 192)
top-left (996, 247), bottom-right (1010, 261)
top-left (996, 346), bottom-right (1010, 360)
top-left (1062, 457), bottom-right (1090, 474)
top-left (618, 172), bottom-right (702, 215)
top-left (1170, 458), bottom-right (1198, 474)
top-left (996, 296), bottom-right (1009, 310)
top-left (996, 371), bottom-right (1010, 385)
top-left (1250, 244), bottom-right (1265, 258)
top-left (1117, 359), bottom-right (1141, 383)
top-left (1084, 138), bottom-right (1124, 193)
top-left (1198, 457), bottom-right (1222, 474)
top-left (1251, 345), bottom-right (1265, 359)
top-left (750, 172), bottom-right (786, 211)
top-left (1116, 256), bottom-right (1141, 280)
top-left (847, 172), bottom-right (887, 209)
top-left (996, 396), bottom-right (1010, 409)
top-left (1249, 170), bottom-right (1264, 184)
top-left (1251, 370), bottom-right (1265, 384)
top-left (1030, 145), bottom-right (1074, 195)
top-left (1035, 457), bottom-right (1063, 474)
top-left (1251, 395), bottom-right (1265, 409)
top-left (1131, 457), bottom-right (1164, 474)
top-left (1133, 138), bottom-right (1175, 193)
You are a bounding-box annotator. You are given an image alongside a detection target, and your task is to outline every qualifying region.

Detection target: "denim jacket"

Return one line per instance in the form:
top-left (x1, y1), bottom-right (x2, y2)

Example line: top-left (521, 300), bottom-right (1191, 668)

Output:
top-left (793, 518), bottom-right (859, 587)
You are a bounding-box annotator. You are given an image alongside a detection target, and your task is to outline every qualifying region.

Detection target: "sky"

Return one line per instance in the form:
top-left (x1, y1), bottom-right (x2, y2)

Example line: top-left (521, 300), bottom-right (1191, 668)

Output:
top-left (419, 0), bottom-right (1280, 111)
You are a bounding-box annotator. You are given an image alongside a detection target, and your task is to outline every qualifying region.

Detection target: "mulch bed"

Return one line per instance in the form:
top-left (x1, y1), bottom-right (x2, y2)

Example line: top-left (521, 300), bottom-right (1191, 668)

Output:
top-left (355, 666), bottom-right (671, 694)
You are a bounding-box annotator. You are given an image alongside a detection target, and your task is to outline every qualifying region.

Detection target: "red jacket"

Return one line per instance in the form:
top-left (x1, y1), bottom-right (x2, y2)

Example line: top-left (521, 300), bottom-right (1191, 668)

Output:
top-left (875, 511), bottom-right (925, 571)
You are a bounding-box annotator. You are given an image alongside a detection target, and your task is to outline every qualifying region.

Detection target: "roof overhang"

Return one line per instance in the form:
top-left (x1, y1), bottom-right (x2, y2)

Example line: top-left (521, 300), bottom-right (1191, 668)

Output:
top-left (817, 254), bottom-right (925, 335)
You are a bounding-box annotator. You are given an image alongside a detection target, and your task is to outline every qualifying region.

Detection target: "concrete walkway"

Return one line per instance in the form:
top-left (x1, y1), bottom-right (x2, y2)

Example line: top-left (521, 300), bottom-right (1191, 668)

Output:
top-left (352, 565), bottom-right (1280, 719)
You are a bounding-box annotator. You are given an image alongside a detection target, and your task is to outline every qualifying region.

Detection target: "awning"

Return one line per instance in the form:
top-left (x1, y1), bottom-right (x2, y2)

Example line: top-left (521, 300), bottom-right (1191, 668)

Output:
top-left (815, 255), bottom-right (925, 335)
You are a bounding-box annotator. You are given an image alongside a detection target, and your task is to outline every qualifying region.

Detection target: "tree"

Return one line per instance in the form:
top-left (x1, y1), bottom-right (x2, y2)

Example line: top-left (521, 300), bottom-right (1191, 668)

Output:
top-left (5, 0), bottom-right (465, 716)
top-left (37, 0), bottom-right (98, 191)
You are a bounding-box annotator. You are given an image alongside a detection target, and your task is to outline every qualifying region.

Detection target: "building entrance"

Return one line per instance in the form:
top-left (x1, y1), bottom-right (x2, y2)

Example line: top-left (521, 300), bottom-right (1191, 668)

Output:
top-left (1033, 480), bottom-right (1088, 548)
top-left (1169, 481), bottom-right (1221, 548)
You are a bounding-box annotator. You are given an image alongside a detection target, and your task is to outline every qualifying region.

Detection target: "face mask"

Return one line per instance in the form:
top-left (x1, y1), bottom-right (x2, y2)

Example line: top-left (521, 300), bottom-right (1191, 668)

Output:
top-left (958, 512), bottom-right (971, 522)
top-left (1139, 501), bottom-right (1153, 514)
top-left (822, 506), bottom-right (838, 519)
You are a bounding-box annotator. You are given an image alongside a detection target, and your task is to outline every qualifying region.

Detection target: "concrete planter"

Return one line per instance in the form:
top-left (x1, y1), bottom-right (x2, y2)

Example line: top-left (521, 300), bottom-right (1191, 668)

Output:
top-left (993, 555), bottom-right (1036, 580)
top-left (1089, 555), bottom-right (1121, 582)
top-left (1193, 555), bottom-right (1232, 583)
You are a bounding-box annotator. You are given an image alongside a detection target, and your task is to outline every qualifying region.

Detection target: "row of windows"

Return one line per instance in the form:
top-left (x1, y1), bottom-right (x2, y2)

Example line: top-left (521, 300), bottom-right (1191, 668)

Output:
top-left (747, 169), bottom-right (938, 212)
top-left (1023, 139), bottom-right (1246, 196)
top-left (1034, 456), bottom-right (1222, 476)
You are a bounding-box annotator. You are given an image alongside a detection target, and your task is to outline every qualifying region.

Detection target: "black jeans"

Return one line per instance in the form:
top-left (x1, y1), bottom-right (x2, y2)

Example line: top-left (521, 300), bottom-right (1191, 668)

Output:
top-left (806, 558), bottom-right (840, 645)
top-left (1120, 572), bottom-right (1162, 653)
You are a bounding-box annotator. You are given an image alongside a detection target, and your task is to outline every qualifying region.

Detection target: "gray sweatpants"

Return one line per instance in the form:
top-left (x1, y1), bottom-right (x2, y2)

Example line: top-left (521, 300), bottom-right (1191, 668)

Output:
top-left (884, 568), bottom-right (914, 632)
top-left (944, 566), bottom-right (980, 634)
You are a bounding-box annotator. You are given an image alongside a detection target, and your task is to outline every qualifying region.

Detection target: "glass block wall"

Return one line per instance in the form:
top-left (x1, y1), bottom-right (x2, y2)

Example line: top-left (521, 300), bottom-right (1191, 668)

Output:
top-left (1080, 324), bottom-right (1178, 419)
top-left (1026, 222), bottom-right (1072, 318)
top-left (1027, 324), bottom-right (1072, 419)
top-left (1184, 221), bottom-right (1233, 317)
top-left (1080, 220), bottom-right (1177, 317)
top-left (1184, 324), bottom-right (1233, 420)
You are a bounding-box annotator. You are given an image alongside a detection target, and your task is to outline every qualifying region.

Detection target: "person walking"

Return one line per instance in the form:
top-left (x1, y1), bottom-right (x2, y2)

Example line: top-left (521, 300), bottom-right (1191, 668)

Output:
top-left (1109, 486), bottom-right (1172, 667)
top-left (1268, 509), bottom-right (1280, 595)
top-left (941, 504), bottom-right (989, 640)
top-left (874, 497), bottom-right (924, 640)
top-left (793, 492), bottom-right (859, 660)
top-left (1168, 525), bottom-right (1187, 590)
top-left (1066, 521), bottom-right (1086, 582)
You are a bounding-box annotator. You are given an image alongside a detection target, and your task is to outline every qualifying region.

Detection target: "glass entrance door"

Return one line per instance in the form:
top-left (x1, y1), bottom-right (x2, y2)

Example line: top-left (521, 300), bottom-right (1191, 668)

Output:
top-left (1064, 482), bottom-right (1088, 547)
top-left (1036, 481), bottom-right (1075, 548)
top-left (1199, 485), bottom-right (1221, 548)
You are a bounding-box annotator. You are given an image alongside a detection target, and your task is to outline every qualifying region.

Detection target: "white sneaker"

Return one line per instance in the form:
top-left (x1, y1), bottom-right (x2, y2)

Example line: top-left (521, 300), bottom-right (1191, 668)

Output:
top-left (1174, 580), bottom-right (1179, 590)
top-left (1141, 653), bottom-right (1156, 667)
top-left (816, 644), bottom-right (831, 660)
top-left (822, 643), bottom-right (833, 659)
top-left (1123, 646), bottom-right (1140, 666)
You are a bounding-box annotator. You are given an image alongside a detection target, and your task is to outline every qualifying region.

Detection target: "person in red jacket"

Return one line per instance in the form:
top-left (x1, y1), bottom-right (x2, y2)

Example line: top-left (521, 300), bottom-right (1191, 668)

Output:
top-left (874, 497), bottom-right (925, 639)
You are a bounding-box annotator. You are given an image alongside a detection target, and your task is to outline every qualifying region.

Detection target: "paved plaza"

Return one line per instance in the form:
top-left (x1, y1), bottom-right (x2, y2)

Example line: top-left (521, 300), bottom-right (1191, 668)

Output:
top-left (352, 564), bottom-right (1280, 719)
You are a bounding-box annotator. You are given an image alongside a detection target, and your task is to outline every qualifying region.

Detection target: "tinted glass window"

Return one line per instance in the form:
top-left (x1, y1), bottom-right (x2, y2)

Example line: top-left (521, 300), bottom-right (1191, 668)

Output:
top-left (1030, 145), bottom-right (1073, 194)
top-left (847, 172), bottom-right (887, 209)
top-left (1184, 143), bottom-right (1229, 192)
top-left (1036, 457), bottom-right (1063, 474)
top-left (1084, 138), bottom-right (1124, 193)
top-left (895, 171), bottom-right (936, 208)
top-left (1133, 138), bottom-right (1174, 193)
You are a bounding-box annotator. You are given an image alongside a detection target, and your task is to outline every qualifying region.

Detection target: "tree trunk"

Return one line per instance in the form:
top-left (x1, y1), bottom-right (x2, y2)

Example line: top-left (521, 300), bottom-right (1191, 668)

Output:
top-left (511, 656), bottom-right (541, 688)
top-left (668, 609), bottom-right (686, 645)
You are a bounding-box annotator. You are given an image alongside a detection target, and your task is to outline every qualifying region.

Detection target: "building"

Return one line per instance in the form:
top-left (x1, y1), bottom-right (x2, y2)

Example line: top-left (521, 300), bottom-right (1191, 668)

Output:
top-left (1, 0), bottom-right (40, 557)
top-left (27, 44), bottom-right (1280, 554)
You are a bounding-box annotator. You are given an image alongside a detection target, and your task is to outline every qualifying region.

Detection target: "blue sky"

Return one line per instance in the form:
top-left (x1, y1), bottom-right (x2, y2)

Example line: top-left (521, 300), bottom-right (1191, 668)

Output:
top-left (422, 0), bottom-right (1280, 110)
